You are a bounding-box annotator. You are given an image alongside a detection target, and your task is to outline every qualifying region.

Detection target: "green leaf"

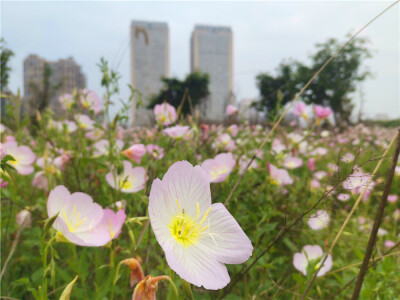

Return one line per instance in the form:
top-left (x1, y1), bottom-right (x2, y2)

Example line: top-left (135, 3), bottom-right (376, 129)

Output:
top-left (181, 279), bottom-right (194, 300)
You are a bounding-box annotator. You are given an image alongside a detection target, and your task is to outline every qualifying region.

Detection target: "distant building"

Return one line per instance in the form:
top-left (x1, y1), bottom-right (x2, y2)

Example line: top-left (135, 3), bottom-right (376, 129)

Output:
top-left (191, 25), bottom-right (233, 122)
top-left (23, 54), bottom-right (86, 114)
top-left (130, 20), bottom-right (169, 126)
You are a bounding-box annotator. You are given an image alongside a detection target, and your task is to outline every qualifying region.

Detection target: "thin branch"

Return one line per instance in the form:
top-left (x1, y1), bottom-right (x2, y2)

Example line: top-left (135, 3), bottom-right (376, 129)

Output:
top-left (351, 128), bottom-right (400, 299)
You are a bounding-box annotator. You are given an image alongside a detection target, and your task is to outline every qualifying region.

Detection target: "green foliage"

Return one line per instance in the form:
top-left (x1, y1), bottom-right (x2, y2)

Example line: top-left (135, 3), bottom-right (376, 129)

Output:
top-left (0, 38), bottom-right (14, 92)
top-left (149, 71), bottom-right (210, 115)
top-left (255, 36), bottom-right (371, 123)
top-left (1, 58), bottom-right (398, 300)
top-left (255, 62), bottom-right (298, 120)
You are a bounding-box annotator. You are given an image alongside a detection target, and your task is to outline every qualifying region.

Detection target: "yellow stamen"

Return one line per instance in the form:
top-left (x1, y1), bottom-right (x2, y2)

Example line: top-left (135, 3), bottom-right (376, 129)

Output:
top-left (175, 198), bottom-right (181, 214)
top-left (198, 207), bottom-right (212, 227)
top-left (108, 218), bottom-right (115, 238)
top-left (196, 202), bottom-right (200, 220)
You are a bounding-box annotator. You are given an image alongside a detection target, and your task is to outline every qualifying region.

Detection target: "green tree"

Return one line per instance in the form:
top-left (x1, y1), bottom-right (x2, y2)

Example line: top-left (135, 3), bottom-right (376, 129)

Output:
top-left (255, 36), bottom-right (371, 124)
top-left (297, 37), bottom-right (371, 124)
top-left (0, 38), bottom-right (15, 92)
top-left (254, 62), bottom-right (298, 120)
top-left (149, 72), bottom-right (209, 115)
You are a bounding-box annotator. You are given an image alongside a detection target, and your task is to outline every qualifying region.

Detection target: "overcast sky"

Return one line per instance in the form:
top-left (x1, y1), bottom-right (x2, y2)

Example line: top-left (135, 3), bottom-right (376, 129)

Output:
top-left (2, 1), bottom-right (399, 120)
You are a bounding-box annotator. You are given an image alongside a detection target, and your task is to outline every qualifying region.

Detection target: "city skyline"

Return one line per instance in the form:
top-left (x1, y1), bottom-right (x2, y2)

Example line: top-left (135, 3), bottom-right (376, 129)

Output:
top-left (2, 1), bottom-right (399, 120)
top-left (23, 54), bottom-right (86, 114)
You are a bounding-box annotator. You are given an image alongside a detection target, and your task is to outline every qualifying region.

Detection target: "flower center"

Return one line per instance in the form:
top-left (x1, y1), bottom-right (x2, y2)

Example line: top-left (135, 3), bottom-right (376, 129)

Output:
top-left (9, 159), bottom-right (18, 165)
top-left (169, 199), bottom-right (211, 248)
top-left (120, 178), bottom-right (132, 190)
top-left (62, 205), bottom-right (87, 232)
top-left (210, 165), bottom-right (229, 180)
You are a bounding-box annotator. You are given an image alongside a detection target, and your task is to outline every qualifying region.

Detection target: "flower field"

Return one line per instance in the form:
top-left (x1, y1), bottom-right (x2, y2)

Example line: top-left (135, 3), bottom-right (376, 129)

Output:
top-left (1, 87), bottom-right (399, 299)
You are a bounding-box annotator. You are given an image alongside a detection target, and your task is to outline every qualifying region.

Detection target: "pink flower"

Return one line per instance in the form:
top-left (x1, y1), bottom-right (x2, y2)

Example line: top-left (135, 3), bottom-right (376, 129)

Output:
top-left (283, 157), bottom-right (303, 169)
top-left (308, 210), bottom-right (330, 230)
top-left (0, 178), bottom-right (8, 188)
top-left (32, 171), bottom-right (48, 190)
top-left (337, 193), bottom-right (351, 202)
top-left (154, 103), bottom-right (177, 126)
top-left (58, 93), bottom-right (74, 110)
top-left (227, 124), bottom-right (239, 137)
top-left (106, 161), bottom-right (146, 193)
top-left (213, 133), bottom-right (235, 151)
top-left (310, 179), bottom-right (321, 189)
top-left (163, 125), bottom-right (190, 139)
top-left (314, 171), bottom-right (327, 180)
top-left (343, 171), bottom-right (374, 194)
top-left (75, 114), bottom-right (95, 130)
top-left (226, 104), bottom-right (238, 116)
top-left (267, 163), bottom-right (293, 186)
top-left (81, 89), bottom-right (102, 115)
top-left (387, 195), bottom-right (398, 203)
top-left (148, 161), bottom-right (253, 289)
top-left (3, 141), bottom-right (36, 175)
top-left (384, 240), bottom-right (395, 248)
top-left (293, 102), bottom-right (308, 120)
top-left (313, 105), bottom-right (332, 125)
top-left (146, 144), bottom-right (164, 160)
top-left (122, 144), bottom-right (147, 164)
top-left (201, 153), bottom-right (236, 183)
top-left (92, 139), bottom-right (123, 157)
top-left (47, 185), bottom-right (126, 246)
top-left (4, 136), bottom-right (15, 143)
top-left (307, 158), bottom-right (315, 172)
top-left (293, 245), bottom-right (332, 277)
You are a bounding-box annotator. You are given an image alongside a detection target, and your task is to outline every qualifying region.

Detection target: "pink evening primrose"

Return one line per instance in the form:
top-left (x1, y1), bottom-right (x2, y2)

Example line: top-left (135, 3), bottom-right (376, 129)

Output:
top-left (122, 144), bottom-right (147, 164)
top-left (32, 171), bottom-right (49, 190)
top-left (343, 171), bottom-right (375, 194)
top-left (146, 144), bottom-right (164, 159)
top-left (307, 210), bottom-right (330, 230)
top-left (106, 161), bottom-right (146, 193)
top-left (387, 195), bottom-right (398, 203)
top-left (154, 103), bottom-right (177, 126)
top-left (293, 102), bottom-right (308, 120)
top-left (226, 104), bottom-right (238, 116)
top-left (3, 141), bottom-right (36, 175)
top-left (47, 185), bottom-right (126, 246)
top-left (81, 89), bottom-right (102, 115)
top-left (163, 125), bottom-right (190, 139)
top-left (58, 93), bottom-right (74, 110)
top-left (201, 153), bottom-right (236, 183)
top-left (93, 139), bottom-right (124, 157)
top-left (75, 114), bottom-right (95, 130)
top-left (337, 193), bottom-right (351, 202)
top-left (313, 105), bottom-right (332, 125)
top-left (148, 161), bottom-right (253, 290)
top-left (283, 157), bottom-right (303, 169)
top-left (267, 163), bottom-right (293, 186)
top-left (293, 245), bottom-right (333, 277)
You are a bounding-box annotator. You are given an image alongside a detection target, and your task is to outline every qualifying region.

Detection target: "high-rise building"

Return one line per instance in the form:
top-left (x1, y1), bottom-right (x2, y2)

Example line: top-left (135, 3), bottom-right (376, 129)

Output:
top-left (130, 20), bottom-right (169, 126)
top-left (191, 25), bottom-right (233, 122)
top-left (23, 55), bottom-right (86, 113)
